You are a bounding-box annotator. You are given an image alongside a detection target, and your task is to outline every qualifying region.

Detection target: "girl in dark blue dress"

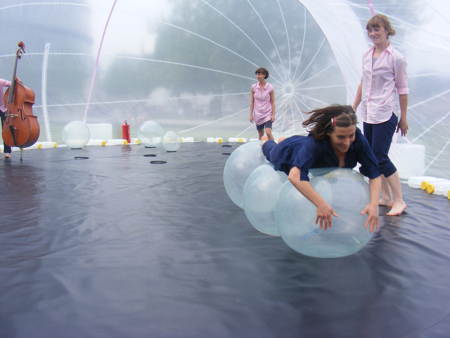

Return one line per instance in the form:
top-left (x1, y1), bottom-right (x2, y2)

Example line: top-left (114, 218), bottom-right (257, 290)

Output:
top-left (262, 105), bottom-right (381, 232)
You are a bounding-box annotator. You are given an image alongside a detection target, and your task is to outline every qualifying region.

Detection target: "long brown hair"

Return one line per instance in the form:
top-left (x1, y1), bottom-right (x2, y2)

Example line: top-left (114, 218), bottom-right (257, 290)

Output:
top-left (302, 105), bottom-right (357, 140)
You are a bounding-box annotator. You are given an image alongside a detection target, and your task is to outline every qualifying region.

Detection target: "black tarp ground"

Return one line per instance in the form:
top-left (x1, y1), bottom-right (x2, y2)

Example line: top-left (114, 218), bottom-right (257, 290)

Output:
top-left (0, 144), bottom-right (449, 338)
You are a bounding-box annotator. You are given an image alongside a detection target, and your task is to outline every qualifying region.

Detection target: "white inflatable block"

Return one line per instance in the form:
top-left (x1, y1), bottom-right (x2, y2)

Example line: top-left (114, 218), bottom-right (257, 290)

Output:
top-left (29, 142), bottom-right (58, 150)
top-left (228, 137), bottom-right (248, 143)
top-left (389, 143), bottom-right (425, 179)
top-left (108, 139), bottom-right (128, 146)
top-left (7, 142), bottom-right (57, 151)
top-left (87, 123), bottom-right (113, 140)
top-left (131, 138), bottom-right (141, 144)
top-left (426, 177), bottom-right (448, 185)
top-left (38, 142), bottom-right (58, 149)
top-left (424, 177), bottom-right (449, 195)
top-left (407, 176), bottom-right (436, 189)
top-left (181, 137), bottom-right (194, 143)
top-left (206, 137), bottom-right (224, 143)
top-left (87, 139), bottom-right (106, 146)
top-left (435, 180), bottom-right (450, 197)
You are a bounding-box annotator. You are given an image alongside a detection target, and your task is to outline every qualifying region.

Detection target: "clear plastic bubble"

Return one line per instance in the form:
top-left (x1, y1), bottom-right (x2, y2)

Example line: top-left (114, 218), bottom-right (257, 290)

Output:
top-left (275, 168), bottom-right (373, 258)
top-left (243, 164), bottom-right (288, 236)
top-left (138, 121), bottom-right (165, 147)
top-left (62, 121), bottom-right (90, 149)
top-left (162, 131), bottom-right (181, 152)
top-left (223, 142), bottom-right (266, 208)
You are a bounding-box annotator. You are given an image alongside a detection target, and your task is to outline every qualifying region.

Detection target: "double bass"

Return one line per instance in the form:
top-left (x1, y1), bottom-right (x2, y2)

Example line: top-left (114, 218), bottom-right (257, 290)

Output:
top-left (2, 41), bottom-right (39, 150)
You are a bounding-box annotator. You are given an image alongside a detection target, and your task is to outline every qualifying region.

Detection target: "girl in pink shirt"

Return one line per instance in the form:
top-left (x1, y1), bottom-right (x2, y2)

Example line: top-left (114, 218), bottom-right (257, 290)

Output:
top-left (249, 68), bottom-right (276, 140)
top-left (0, 78), bottom-right (11, 159)
top-left (353, 14), bottom-right (408, 216)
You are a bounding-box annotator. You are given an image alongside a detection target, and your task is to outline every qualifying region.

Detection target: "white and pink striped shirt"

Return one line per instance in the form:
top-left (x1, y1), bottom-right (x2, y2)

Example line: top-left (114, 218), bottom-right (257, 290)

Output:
top-left (0, 79), bottom-right (11, 113)
top-left (358, 44), bottom-right (409, 124)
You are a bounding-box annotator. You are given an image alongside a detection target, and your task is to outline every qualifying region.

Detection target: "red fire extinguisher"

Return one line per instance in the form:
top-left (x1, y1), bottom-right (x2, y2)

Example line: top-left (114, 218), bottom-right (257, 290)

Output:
top-left (122, 121), bottom-right (131, 144)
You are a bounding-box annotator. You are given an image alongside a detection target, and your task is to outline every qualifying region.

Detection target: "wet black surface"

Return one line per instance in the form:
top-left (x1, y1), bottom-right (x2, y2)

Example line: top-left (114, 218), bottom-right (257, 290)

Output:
top-left (0, 143), bottom-right (449, 338)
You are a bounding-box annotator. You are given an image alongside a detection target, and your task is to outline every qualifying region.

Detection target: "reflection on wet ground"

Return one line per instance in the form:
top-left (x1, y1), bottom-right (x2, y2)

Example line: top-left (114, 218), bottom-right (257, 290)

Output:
top-left (1, 144), bottom-right (449, 338)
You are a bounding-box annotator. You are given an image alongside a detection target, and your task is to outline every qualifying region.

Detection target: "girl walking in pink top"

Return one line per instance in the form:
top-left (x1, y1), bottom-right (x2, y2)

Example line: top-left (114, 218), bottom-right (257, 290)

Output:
top-left (249, 68), bottom-right (276, 140)
top-left (353, 14), bottom-right (408, 216)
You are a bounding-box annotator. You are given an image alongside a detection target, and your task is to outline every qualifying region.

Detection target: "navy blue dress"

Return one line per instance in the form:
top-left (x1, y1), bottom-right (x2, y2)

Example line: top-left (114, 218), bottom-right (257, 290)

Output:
top-left (262, 128), bottom-right (380, 181)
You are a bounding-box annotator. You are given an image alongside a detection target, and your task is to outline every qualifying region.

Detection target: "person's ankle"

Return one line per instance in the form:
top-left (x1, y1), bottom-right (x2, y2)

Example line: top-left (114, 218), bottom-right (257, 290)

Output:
top-left (379, 198), bottom-right (393, 207)
top-left (392, 199), bottom-right (406, 205)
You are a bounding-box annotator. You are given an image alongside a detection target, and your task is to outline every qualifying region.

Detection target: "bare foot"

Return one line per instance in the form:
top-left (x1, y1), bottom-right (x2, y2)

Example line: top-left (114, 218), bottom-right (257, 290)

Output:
top-left (387, 201), bottom-right (407, 216)
top-left (379, 199), bottom-right (393, 208)
top-left (4, 153), bottom-right (11, 159)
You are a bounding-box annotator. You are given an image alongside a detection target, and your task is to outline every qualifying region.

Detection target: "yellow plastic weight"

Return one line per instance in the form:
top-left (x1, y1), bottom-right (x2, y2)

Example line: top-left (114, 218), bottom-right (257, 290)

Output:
top-left (420, 181), bottom-right (429, 190)
top-left (426, 184), bottom-right (435, 194)
top-left (101, 141), bottom-right (107, 147)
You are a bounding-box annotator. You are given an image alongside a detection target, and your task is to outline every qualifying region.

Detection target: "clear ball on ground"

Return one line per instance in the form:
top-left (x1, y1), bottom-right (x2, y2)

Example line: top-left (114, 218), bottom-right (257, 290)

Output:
top-left (275, 168), bottom-right (373, 258)
top-left (243, 164), bottom-right (287, 236)
top-left (139, 121), bottom-right (165, 147)
top-left (62, 121), bottom-right (90, 149)
top-left (223, 141), bottom-right (266, 208)
top-left (162, 131), bottom-right (181, 152)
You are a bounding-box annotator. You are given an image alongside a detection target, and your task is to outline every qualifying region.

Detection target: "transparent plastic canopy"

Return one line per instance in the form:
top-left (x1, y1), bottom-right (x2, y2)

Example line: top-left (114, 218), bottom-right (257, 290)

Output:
top-left (0, 0), bottom-right (448, 177)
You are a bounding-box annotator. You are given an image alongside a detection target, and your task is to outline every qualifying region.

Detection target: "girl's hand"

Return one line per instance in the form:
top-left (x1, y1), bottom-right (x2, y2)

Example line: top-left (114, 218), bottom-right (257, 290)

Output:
top-left (316, 202), bottom-right (338, 230)
top-left (361, 203), bottom-right (379, 232)
top-left (397, 118), bottom-right (408, 136)
top-left (271, 114), bottom-right (276, 122)
top-left (249, 115), bottom-right (253, 123)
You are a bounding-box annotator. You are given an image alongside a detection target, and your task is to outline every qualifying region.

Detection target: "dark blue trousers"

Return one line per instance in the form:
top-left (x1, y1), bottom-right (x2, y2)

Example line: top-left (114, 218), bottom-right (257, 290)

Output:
top-left (363, 113), bottom-right (398, 177)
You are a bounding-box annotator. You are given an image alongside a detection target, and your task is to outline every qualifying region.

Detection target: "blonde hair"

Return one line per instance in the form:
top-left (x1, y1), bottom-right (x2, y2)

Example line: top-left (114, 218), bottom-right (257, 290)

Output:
top-left (366, 14), bottom-right (396, 37)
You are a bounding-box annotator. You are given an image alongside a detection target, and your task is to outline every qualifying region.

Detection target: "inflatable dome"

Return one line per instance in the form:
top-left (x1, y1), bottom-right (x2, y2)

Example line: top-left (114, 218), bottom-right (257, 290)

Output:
top-left (0, 0), bottom-right (448, 178)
